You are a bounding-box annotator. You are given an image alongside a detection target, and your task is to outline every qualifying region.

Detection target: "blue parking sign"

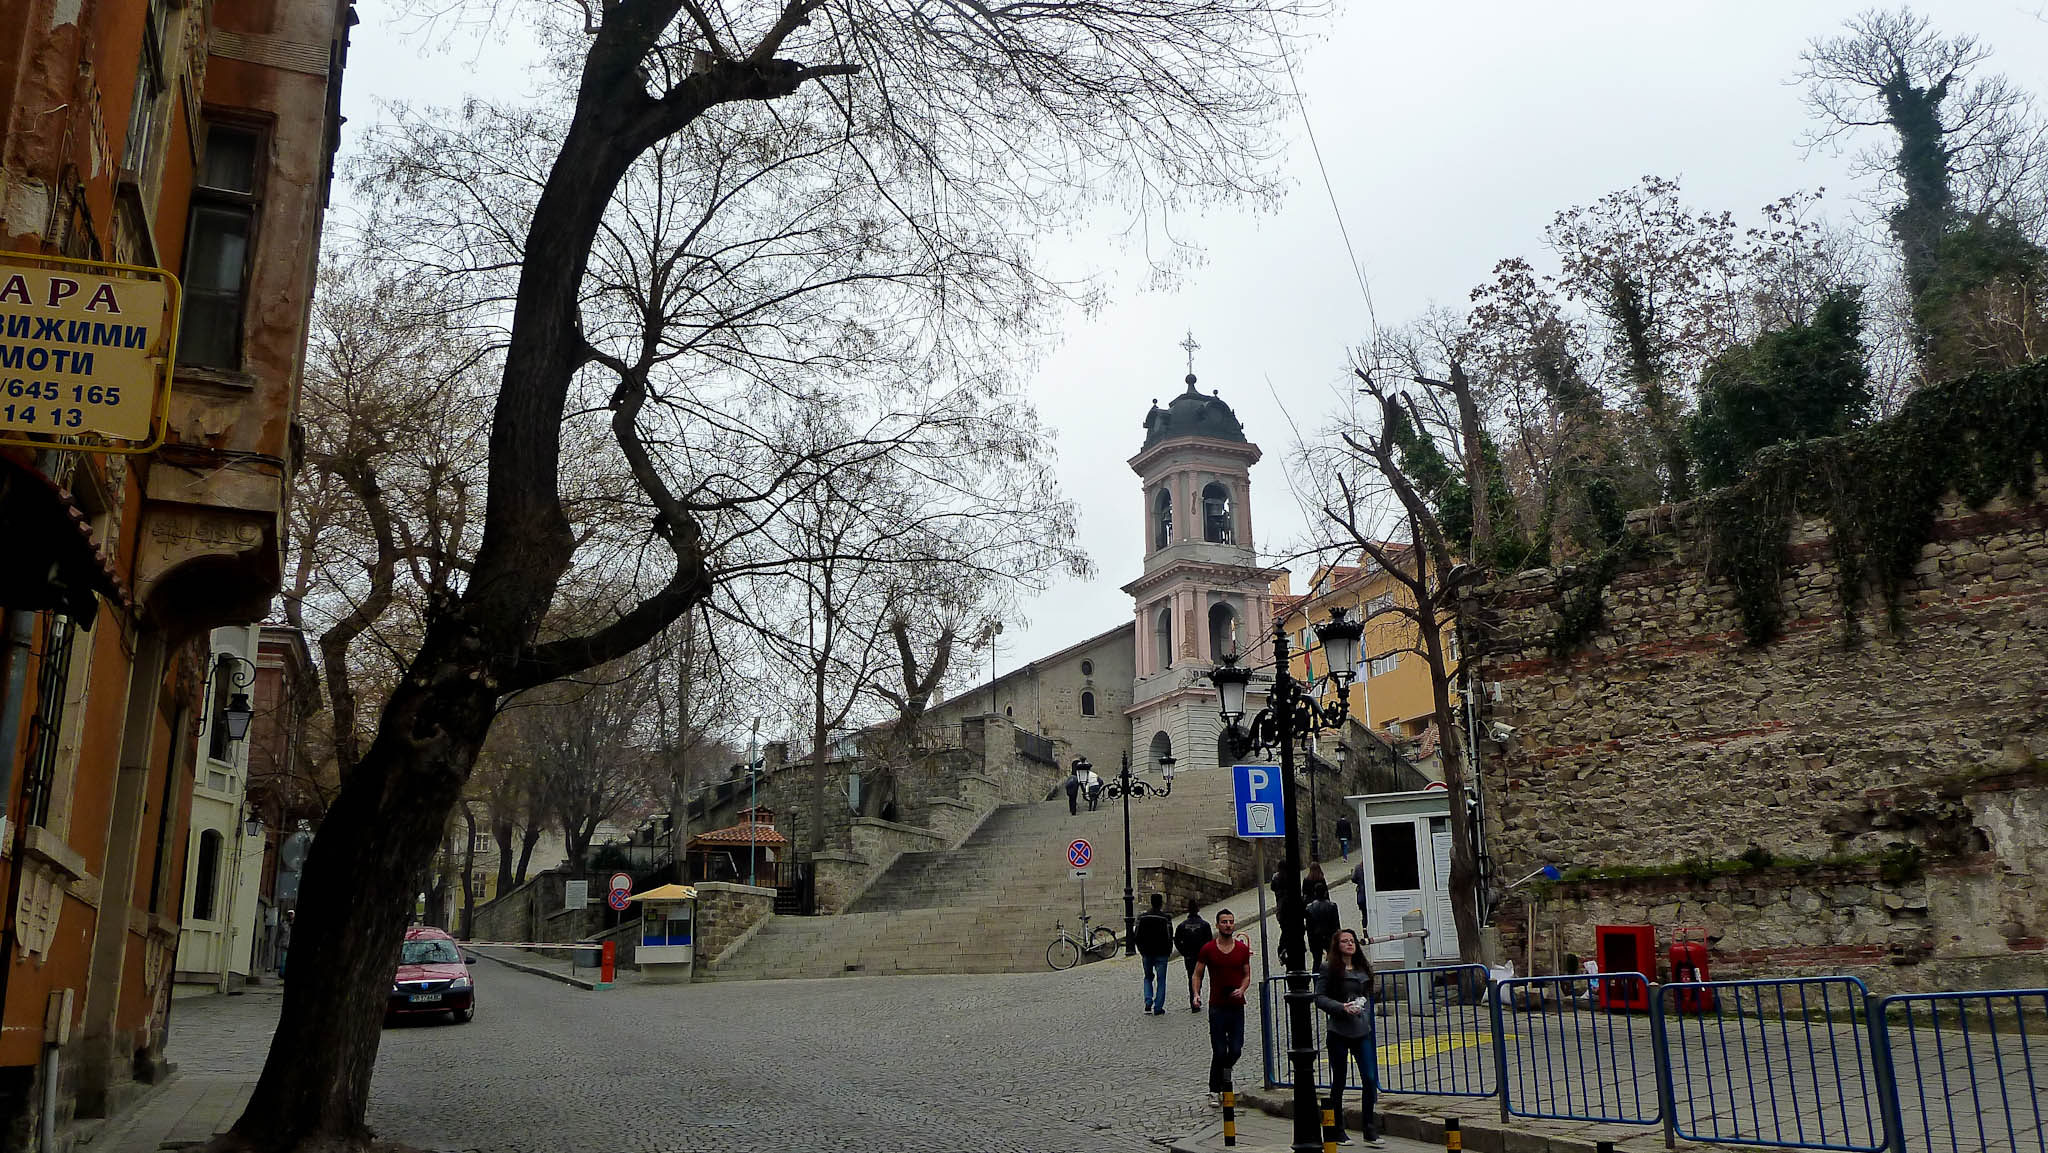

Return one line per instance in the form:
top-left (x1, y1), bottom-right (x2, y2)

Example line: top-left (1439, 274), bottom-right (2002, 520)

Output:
top-left (1232, 764), bottom-right (1285, 838)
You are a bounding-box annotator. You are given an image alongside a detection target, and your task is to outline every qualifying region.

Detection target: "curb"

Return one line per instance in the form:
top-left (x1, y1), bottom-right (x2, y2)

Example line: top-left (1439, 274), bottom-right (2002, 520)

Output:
top-left (469, 947), bottom-right (600, 991)
top-left (1237, 1089), bottom-right (1646, 1153)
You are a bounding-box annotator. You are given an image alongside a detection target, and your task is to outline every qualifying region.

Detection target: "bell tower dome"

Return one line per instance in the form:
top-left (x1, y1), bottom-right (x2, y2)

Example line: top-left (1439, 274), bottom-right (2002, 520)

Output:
top-left (1123, 361), bottom-right (1281, 774)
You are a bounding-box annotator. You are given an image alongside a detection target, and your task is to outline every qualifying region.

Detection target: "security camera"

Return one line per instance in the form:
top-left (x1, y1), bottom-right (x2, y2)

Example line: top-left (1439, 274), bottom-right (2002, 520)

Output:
top-left (1488, 722), bottom-right (1517, 742)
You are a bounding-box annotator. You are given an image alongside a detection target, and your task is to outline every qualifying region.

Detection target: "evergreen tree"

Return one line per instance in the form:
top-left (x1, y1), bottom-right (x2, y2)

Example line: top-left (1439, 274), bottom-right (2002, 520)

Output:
top-left (1690, 290), bottom-right (1873, 490)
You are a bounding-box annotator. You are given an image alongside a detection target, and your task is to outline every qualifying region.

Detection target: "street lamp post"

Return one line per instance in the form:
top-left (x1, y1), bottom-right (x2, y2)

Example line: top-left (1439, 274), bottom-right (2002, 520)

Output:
top-left (1119, 752), bottom-right (1136, 956)
top-left (1209, 607), bottom-right (1363, 1153)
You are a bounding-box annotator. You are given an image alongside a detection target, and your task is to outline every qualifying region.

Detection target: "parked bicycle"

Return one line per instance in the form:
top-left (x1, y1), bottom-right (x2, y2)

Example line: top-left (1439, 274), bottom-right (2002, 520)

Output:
top-left (1046, 914), bottom-right (1119, 970)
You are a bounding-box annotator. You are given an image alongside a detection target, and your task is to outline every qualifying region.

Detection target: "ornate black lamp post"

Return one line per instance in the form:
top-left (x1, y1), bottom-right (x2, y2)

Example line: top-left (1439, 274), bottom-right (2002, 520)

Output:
top-left (1103, 751), bottom-right (1176, 956)
top-left (1209, 607), bottom-right (1363, 1153)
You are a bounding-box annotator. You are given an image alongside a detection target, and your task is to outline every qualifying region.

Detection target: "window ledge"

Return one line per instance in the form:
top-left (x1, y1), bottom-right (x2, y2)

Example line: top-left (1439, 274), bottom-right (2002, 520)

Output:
top-left (174, 365), bottom-right (258, 394)
top-left (24, 825), bottom-right (91, 881)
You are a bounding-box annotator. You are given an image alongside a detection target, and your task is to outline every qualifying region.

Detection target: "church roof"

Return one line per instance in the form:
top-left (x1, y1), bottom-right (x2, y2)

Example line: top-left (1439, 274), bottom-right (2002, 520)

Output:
top-left (1142, 374), bottom-right (1246, 448)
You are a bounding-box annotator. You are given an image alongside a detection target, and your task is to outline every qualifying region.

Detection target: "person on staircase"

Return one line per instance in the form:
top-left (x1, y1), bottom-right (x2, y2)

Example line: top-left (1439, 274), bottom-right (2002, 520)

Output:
top-left (1335, 813), bottom-right (1355, 861)
top-left (1174, 900), bottom-right (1213, 1012)
top-left (1305, 880), bottom-right (1341, 972)
top-left (1065, 767), bottom-right (1082, 815)
top-left (1085, 767), bottom-right (1104, 811)
top-left (1193, 910), bottom-right (1251, 1107)
top-left (1134, 893), bottom-right (1176, 1015)
top-left (1314, 928), bottom-right (1383, 1147)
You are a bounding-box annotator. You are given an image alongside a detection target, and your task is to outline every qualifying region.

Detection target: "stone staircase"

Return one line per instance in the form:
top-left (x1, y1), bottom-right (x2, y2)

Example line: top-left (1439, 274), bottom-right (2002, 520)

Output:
top-left (704, 768), bottom-right (1241, 980)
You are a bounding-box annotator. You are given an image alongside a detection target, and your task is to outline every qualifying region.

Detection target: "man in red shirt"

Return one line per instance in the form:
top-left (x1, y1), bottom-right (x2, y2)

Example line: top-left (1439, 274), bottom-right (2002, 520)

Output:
top-left (1193, 909), bottom-right (1252, 1104)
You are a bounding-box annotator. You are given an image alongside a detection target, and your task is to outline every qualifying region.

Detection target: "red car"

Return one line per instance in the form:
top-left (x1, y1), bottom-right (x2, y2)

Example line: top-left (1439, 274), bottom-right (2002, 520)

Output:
top-left (387, 926), bottom-right (475, 1024)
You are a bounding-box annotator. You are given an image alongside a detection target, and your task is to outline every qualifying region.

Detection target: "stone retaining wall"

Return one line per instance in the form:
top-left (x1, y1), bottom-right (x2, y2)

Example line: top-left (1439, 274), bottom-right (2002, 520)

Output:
top-left (1473, 481), bottom-right (2048, 992)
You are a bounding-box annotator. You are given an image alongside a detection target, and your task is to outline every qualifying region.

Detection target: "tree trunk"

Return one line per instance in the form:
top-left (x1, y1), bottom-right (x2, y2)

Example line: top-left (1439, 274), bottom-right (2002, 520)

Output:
top-left (223, 635), bottom-right (497, 1149)
top-left (459, 807), bottom-right (478, 938)
top-left (515, 827), bottom-right (540, 885)
top-left (1425, 622), bottom-right (1483, 964)
top-left (493, 822), bottom-right (515, 892)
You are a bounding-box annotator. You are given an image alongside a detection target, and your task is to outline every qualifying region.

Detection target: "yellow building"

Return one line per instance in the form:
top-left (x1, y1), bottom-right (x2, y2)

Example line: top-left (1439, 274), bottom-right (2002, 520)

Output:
top-left (1272, 549), bottom-right (1460, 741)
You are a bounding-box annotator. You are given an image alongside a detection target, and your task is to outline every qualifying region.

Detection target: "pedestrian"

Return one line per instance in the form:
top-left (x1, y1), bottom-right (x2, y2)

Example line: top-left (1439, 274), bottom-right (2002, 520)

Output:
top-left (1305, 880), bottom-right (1340, 971)
top-left (1174, 900), bottom-right (1213, 1012)
top-left (1351, 858), bottom-right (1370, 936)
top-left (1314, 928), bottom-right (1383, 1146)
top-left (1193, 909), bottom-right (1252, 1106)
top-left (1086, 768), bottom-right (1104, 811)
top-left (1306, 861), bottom-right (1326, 892)
top-left (277, 910), bottom-right (294, 980)
top-left (1335, 814), bottom-right (1354, 860)
top-left (1134, 893), bottom-right (1176, 1015)
top-left (1065, 768), bottom-right (1081, 815)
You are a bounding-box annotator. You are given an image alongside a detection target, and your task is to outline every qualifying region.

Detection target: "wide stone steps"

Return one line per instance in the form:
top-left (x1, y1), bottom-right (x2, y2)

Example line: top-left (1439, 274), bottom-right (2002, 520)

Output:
top-left (708, 768), bottom-right (1240, 981)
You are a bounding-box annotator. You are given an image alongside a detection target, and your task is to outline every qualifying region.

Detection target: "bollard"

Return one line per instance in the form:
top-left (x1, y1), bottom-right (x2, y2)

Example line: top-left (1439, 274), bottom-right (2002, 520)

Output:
top-left (599, 940), bottom-right (616, 986)
top-left (1322, 1100), bottom-right (1337, 1153)
top-left (1222, 1088), bottom-right (1237, 1147)
top-left (1402, 909), bottom-right (1433, 1015)
top-left (1444, 1117), bottom-right (1462, 1153)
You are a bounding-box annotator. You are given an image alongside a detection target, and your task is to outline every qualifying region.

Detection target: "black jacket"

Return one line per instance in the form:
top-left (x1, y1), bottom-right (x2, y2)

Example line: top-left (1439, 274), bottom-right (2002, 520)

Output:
top-left (1174, 914), bottom-right (1213, 960)
top-left (1315, 962), bottom-right (1377, 1038)
top-left (1134, 910), bottom-right (1175, 958)
top-left (1305, 898), bottom-right (1341, 952)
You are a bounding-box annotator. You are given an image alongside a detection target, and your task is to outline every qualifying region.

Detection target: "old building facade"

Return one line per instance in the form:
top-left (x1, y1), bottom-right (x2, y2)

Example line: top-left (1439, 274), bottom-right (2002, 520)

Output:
top-left (0, 0), bottom-right (350, 1139)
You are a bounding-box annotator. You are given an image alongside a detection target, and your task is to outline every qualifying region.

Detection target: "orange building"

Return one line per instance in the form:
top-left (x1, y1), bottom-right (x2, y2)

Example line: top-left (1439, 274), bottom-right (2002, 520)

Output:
top-left (1273, 548), bottom-right (1462, 744)
top-left (0, 0), bottom-right (352, 1140)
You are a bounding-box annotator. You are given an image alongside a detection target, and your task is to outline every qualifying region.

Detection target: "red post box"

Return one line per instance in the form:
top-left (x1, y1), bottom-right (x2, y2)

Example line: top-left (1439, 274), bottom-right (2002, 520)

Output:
top-left (1594, 924), bottom-right (1654, 1011)
top-left (1669, 926), bottom-right (1716, 1013)
top-left (600, 939), bottom-right (617, 985)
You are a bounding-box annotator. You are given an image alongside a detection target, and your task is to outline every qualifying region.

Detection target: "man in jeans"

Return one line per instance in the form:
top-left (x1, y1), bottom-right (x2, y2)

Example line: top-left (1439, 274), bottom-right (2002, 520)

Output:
top-left (1133, 893), bottom-right (1176, 1015)
top-left (1193, 909), bottom-right (1252, 1105)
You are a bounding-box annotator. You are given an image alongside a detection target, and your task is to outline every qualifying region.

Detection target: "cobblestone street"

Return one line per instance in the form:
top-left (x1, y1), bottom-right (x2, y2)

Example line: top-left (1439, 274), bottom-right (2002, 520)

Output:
top-left (126, 955), bottom-right (1250, 1153)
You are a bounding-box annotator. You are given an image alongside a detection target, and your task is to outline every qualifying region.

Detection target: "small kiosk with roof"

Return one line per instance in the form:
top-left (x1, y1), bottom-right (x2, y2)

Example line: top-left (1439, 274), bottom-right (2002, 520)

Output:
top-left (627, 883), bottom-right (697, 983)
top-left (687, 806), bottom-right (786, 887)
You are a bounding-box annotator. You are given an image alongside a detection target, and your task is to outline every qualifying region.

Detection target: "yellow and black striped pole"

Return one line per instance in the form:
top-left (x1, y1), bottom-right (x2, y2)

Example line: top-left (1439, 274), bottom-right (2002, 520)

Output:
top-left (1445, 1117), bottom-right (1463, 1153)
top-left (1322, 1099), bottom-right (1337, 1153)
top-left (1221, 1088), bottom-right (1237, 1147)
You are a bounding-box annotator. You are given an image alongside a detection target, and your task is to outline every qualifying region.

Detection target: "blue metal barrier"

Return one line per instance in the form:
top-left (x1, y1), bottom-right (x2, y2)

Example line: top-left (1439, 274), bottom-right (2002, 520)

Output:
top-left (1492, 972), bottom-right (1661, 1125)
top-left (1874, 989), bottom-right (2048, 1153)
top-left (1657, 976), bottom-right (1887, 1152)
top-left (1260, 964), bottom-right (1495, 1097)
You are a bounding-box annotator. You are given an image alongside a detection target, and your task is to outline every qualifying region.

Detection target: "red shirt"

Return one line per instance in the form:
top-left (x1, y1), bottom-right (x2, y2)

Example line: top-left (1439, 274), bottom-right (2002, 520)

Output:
top-left (1198, 938), bottom-right (1251, 1007)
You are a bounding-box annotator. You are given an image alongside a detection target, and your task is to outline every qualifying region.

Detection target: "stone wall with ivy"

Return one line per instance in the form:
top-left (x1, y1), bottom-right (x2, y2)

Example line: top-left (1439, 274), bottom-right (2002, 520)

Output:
top-left (1470, 369), bottom-right (2048, 992)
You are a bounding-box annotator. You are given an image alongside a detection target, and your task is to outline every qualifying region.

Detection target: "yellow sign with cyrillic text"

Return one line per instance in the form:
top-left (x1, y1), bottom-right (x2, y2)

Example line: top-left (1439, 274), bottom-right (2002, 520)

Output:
top-left (0, 253), bottom-right (179, 452)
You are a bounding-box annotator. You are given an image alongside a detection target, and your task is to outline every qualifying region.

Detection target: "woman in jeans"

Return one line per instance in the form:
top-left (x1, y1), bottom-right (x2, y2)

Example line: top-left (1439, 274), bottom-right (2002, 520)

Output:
top-left (1313, 928), bottom-right (1382, 1146)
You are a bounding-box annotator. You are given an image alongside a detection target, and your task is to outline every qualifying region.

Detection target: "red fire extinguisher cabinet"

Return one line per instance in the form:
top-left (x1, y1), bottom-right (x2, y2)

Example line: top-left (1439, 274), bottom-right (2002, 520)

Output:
top-left (1669, 926), bottom-right (1717, 1012)
top-left (1594, 924), bottom-right (1654, 1011)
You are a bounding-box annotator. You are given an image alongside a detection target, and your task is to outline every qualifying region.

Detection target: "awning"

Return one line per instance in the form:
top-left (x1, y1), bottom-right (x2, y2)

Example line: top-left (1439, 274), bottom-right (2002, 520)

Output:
top-left (0, 455), bottom-right (127, 627)
top-left (626, 884), bottom-right (696, 902)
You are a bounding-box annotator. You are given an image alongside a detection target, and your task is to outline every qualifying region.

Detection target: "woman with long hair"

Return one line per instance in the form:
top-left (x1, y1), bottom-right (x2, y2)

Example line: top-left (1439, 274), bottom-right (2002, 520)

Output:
top-left (1312, 928), bottom-right (1382, 1146)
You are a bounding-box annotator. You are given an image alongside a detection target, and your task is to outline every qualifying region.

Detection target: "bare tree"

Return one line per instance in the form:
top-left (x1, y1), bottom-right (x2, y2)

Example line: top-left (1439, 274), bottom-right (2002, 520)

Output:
top-left (224, 3), bottom-right (1304, 1145)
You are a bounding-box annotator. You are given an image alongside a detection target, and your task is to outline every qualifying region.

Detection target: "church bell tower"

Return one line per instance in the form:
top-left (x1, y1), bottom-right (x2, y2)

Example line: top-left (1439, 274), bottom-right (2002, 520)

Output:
top-left (1123, 352), bottom-right (1282, 775)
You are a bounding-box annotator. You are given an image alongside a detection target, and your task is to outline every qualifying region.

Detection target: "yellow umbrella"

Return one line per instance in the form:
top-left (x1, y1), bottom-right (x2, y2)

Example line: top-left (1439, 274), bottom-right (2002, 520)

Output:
top-left (625, 883), bottom-right (696, 902)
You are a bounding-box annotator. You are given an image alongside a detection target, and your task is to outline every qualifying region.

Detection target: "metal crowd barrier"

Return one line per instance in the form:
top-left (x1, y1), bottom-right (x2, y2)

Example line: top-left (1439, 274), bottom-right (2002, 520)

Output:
top-left (1656, 976), bottom-right (1887, 1152)
top-left (1874, 989), bottom-right (2048, 1153)
top-left (1493, 972), bottom-right (1661, 1125)
top-left (1253, 965), bottom-right (2046, 1153)
top-left (1261, 964), bottom-right (1495, 1097)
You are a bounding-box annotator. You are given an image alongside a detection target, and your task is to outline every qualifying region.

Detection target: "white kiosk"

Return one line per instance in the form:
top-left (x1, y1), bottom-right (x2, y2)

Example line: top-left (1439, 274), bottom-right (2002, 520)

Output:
top-left (1346, 788), bottom-right (1462, 964)
top-left (626, 883), bottom-right (696, 984)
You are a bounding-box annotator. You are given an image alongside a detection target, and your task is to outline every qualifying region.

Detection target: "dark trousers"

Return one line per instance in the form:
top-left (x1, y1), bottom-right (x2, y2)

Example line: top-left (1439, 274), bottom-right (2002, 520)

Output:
top-left (1326, 1030), bottom-right (1379, 1138)
top-left (1181, 955), bottom-right (1201, 1005)
top-left (1208, 1004), bottom-right (1245, 1091)
top-left (1067, 787), bottom-right (1079, 814)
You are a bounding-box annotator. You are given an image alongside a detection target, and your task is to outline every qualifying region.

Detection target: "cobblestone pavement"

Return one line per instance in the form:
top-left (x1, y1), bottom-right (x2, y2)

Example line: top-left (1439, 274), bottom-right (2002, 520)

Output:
top-left (135, 955), bottom-right (1255, 1153)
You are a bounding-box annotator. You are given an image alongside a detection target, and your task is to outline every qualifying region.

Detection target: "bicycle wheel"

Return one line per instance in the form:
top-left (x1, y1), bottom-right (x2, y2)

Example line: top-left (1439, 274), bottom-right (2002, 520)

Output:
top-left (1047, 935), bottom-right (1082, 970)
top-left (1087, 926), bottom-right (1120, 959)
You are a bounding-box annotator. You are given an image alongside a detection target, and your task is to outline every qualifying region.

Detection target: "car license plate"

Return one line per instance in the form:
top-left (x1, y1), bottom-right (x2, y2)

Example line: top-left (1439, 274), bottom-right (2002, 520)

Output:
top-left (407, 993), bottom-right (442, 1003)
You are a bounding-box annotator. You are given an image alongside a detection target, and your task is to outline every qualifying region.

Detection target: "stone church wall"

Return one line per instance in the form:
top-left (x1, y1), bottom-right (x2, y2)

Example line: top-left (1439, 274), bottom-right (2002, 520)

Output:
top-left (1472, 484), bottom-right (2048, 993)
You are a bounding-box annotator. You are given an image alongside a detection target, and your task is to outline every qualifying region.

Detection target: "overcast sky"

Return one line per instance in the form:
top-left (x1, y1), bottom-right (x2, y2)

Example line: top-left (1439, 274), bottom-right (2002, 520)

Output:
top-left (336, 1), bottom-right (2048, 684)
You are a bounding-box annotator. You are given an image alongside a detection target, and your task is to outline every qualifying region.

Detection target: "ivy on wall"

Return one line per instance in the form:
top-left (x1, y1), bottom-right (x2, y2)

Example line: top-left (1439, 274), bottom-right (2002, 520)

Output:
top-left (1699, 364), bottom-right (2047, 644)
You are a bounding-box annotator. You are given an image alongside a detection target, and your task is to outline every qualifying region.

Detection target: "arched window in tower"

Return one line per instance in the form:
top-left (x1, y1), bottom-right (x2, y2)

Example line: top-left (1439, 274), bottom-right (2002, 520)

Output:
top-left (1081, 691), bottom-right (1096, 717)
top-left (1202, 482), bottom-right (1233, 544)
top-left (192, 829), bottom-right (223, 921)
top-left (1149, 730), bottom-right (1173, 767)
top-left (1153, 488), bottom-right (1173, 550)
top-left (1208, 602), bottom-right (1239, 660)
top-left (1154, 605), bottom-right (1173, 670)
